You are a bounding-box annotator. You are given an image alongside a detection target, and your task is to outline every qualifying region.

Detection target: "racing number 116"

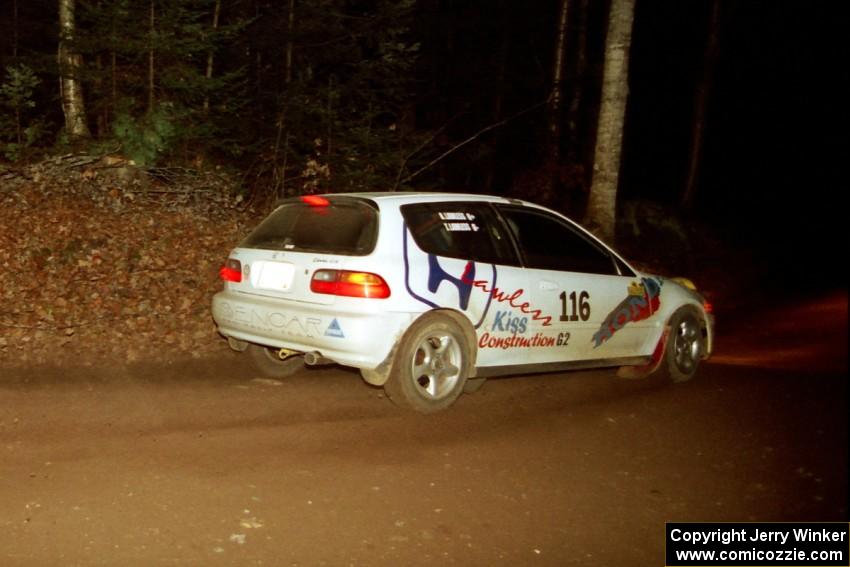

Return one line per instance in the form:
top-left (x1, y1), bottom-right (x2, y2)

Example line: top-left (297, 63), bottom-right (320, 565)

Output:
top-left (559, 290), bottom-right (590, 322)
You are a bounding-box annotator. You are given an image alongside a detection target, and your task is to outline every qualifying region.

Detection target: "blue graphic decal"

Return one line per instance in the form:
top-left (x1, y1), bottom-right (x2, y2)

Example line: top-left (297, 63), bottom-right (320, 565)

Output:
top-left (403, 222), bottom-right (439, 309)
top-left (402, 222), bottom-right (496, 330)
top-left (325, 318), bottom-right (345, 338)
top-left (428, 254), bottom-right (474, 310)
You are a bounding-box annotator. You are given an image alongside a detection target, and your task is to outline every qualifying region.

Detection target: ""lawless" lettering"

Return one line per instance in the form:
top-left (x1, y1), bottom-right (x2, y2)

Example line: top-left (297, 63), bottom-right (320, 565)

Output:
top-left (462, 265), bottom-right (552, 327)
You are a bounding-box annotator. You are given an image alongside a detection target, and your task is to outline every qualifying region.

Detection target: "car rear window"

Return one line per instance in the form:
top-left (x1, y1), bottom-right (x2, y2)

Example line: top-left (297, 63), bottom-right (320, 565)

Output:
top-left (401, 202), bottom-right (518, 265)
top-left (241, 198), bottom-right (378, 255)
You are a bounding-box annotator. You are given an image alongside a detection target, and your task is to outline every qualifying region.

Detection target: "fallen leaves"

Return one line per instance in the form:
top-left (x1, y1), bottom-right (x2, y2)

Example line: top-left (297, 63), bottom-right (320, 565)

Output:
top-left (0, 157), bottom-right (262, 368)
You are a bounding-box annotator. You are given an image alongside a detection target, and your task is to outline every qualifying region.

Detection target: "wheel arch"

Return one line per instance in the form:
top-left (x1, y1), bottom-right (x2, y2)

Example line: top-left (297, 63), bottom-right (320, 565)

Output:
top-left (620, 302), bottom-right (710, 381)
top-left (667, 301), bottom-right (710, 358)
top-left (660, 303), bottom-right (708, 383)
top-left (360, 308), bottom-right (479, 387)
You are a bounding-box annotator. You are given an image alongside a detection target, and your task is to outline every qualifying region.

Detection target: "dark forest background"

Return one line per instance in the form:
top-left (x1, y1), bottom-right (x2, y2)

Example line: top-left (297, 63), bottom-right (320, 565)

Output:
top-left (0, 0), bottom-right (845, 292)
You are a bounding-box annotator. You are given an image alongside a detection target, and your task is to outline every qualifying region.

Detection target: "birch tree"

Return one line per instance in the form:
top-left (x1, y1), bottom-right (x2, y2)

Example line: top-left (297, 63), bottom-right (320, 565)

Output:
top-left (585, 0), bottom-right (635, 243)
top-left (58, 0), bottom-right (91, 141)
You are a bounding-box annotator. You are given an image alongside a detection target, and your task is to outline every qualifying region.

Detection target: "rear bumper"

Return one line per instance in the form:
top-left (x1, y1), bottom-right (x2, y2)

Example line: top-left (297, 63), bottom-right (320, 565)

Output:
top-left (211, 290), bottom-right (411, 369)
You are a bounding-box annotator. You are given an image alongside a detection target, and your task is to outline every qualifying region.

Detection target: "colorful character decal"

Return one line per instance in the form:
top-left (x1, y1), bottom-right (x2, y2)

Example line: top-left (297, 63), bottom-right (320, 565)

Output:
top-left (592, 277), bottom-right (662, 347)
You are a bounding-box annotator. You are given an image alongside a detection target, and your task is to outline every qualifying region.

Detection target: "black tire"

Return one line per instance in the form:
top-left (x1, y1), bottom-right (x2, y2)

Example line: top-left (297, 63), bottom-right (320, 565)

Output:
top-left (247, 344), bottom-right (304, 379)
top-left (658, 307), bottom-right (704, 383)
top-left (384, 314), bottom-right (471, 413)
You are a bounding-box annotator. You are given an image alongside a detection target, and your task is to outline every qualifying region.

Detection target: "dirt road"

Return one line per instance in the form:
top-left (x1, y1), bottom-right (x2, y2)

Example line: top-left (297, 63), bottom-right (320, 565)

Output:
top-left (1, 293), bottom-right (846, 566)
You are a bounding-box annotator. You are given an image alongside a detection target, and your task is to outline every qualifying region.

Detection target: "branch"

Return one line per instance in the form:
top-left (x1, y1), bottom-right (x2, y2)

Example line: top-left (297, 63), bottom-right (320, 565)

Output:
top-left (399, 98), bottom-right (551, 186)
top-left (393, 112), bottom-right (464, 191)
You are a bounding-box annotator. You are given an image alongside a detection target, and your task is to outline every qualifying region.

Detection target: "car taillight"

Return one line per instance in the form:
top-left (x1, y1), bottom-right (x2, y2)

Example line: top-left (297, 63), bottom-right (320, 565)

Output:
top-left (311, 270), bottom-right (390, 299)
top-left (301, 195), bottom-right (330, 207)
top-left (703, 299), bottom-right (714, 314)
top-left (219, 258), bottom-right (242, 283)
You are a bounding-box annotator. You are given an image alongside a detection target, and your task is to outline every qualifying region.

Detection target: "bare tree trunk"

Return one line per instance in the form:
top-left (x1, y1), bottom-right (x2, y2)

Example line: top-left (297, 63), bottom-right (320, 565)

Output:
top-left (273, 0), bottom-right (296, 198)
top-left (285, 0), bottom-right (295, 85)
top-left (585, 0), bottom-right (635, 243)
top-left (326, 74), bottom-right (333, 182)
top-left (484, 0), bottom-right (510, 194)
top-left (58, 0), bottom-right (91, 142)
top-left (95, 53), bottom-right (106, 136)
top-left (251, 0), bottom-right (262, 92)
top-left (681, 0), bottom-right (721, 210)
top-left (147, 0), bottom-right (156, 114)
top-left (541, 0), bottom-right (572, 206)
top-left (548, 0), bottom-right (570, 165)
top-left (566, 0), bottom-right (589, 162)
top-left (93, 0), bottom-right (107, 136)
top-left (111, 48), bottom-right (117, 116)
top-left (203, 0), bottom-right (222, 114)
top-left (14, 108), bottom-right (22, 146)
top-left (12, 0), bottom-right (18, 58)
top-left (255, 50), bottom-right (262, 91)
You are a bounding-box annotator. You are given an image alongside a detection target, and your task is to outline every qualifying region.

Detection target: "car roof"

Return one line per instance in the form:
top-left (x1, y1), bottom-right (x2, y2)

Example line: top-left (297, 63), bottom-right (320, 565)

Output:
top-left (324, 191), bottom-right (531, 206)
top-left (290, 191), bottom-right (641, 276)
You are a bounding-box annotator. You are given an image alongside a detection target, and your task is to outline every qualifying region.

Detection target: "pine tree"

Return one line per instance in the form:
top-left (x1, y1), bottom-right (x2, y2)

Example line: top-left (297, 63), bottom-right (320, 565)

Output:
top-left (1, 64), bottom-right (42, 160)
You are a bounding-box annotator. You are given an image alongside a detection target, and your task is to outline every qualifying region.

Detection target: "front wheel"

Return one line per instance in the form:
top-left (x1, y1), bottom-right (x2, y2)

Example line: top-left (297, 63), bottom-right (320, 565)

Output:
top-left (658, 307), bottom-right (704, 383)
top-left (384, 314), bottom-right (471, 413)
top-left (247, 344), bottom-right (304, 379)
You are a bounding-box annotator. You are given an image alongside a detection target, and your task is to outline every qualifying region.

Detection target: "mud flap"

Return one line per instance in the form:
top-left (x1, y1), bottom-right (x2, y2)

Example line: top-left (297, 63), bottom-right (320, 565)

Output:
top-left (360, 341), bottom-right (398, 386)
top-left (616, 327), bottom-right (669, 379)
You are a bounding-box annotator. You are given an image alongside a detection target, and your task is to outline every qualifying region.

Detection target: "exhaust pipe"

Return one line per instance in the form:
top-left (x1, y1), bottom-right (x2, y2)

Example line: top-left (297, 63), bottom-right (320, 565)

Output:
top-left (304, 351), bottom-right (333, 366)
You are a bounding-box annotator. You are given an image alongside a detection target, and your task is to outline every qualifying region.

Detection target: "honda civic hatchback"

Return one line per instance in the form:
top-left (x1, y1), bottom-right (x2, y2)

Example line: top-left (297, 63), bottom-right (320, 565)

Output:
top-left (211, 193), bottom-right (714, 412)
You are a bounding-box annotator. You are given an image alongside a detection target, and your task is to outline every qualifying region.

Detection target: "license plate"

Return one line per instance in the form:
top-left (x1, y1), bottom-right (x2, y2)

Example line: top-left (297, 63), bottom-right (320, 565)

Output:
top-left (253, 261), bottom-right (295, 291)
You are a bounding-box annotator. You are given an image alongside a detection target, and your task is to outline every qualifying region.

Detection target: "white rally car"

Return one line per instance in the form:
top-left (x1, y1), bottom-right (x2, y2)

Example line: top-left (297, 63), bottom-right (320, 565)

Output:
top-left (212, 193), bottom-right (714, 412)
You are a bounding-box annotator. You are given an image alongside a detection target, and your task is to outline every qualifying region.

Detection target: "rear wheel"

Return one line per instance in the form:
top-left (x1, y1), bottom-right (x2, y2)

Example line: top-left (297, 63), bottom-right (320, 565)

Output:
top-left (247, 344), bottom-right (304, 379)
top-left (384, 314), bottom-right (470, 413)
top-left (658, 307), bottom-right (704, 383)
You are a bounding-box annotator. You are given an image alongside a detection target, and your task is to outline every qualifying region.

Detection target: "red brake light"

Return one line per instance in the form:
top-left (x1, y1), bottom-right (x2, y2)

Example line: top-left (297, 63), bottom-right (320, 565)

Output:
top-left (703, 299), bottom-right (713, 314)
top-left (219, 259), bottom-right (242, 283)
top-left (311, 269), bottom-right (390, 299)
top-left (301, 195), bottom-right (330, 207)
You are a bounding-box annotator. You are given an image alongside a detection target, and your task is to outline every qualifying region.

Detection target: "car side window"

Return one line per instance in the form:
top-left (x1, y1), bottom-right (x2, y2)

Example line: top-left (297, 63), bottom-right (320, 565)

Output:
top-left (496, 206), bottom-right (619, 275)
top-left (401, 203), bottom-right (519, 266)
